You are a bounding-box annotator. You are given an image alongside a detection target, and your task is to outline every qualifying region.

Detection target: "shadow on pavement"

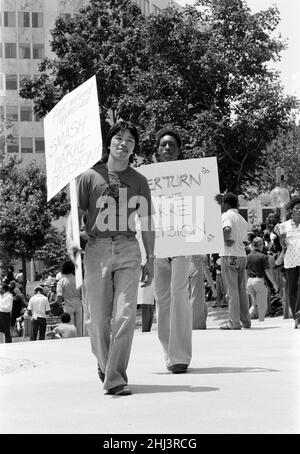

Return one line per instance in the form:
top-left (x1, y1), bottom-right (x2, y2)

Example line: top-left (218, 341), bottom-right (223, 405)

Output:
top-left (156, 366), bottom-right (278, 376)
top-left (129, 384), bottom-right (219, 395)
top-left (188, 366), bottom-right (279, 374)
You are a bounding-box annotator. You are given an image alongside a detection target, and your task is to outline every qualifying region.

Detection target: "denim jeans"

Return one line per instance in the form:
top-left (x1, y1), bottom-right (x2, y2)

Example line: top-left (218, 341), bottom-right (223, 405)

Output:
top-left (83, 235), bottom-right (141, 390)
top-left (0, 312), bottom-right (12, 343)
top-left (30, 317), bottom-right (46, 340)
top-left (286, 267), bottom-right (300, 318)
top-left (154, 256), bottom-right (192, 367)
top-left (221, 256), bottom-right (251, 329)
top-left (189, 256), bottom-right (207, 329)
top-left (247, 277), bottom-right (268, 321)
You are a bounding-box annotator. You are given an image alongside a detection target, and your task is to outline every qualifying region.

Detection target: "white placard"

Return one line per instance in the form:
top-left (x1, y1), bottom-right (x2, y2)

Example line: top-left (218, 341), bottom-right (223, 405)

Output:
top-left (138, 157), bottom-right (224, 258)
top-left (44, 75), bottom-right (102, 201)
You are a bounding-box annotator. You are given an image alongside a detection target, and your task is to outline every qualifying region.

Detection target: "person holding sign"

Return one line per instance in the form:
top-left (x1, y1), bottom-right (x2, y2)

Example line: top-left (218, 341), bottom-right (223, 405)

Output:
top-left (153, 128), bottom-right (192, 374)
top-left (67, 120), bottom-right (155, 396)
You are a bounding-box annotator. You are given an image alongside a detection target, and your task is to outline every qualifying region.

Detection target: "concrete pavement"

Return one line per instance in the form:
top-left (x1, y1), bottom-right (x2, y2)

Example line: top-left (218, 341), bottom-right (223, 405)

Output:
top-left (0, 308), bottom-right (299, 434)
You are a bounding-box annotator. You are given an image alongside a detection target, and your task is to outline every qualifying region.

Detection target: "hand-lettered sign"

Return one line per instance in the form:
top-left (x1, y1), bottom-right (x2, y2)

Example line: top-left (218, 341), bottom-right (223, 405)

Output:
top-left (44, 75), bottom-right (102, 201)
top-left (137, 157), bottom-right (224, 257)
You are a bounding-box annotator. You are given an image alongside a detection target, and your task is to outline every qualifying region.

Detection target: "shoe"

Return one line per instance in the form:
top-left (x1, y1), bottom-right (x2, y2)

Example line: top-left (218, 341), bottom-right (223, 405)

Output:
top-left (105, 384), bottom-right (132, 396)
top-left (97, 365), bottom-right (105, 383)
top-left (243, 325), bottom-right (251, 329)
top-left (167, 364), bottom-right (188, 373)
top-left (220, 324), bottom-right (241, 330)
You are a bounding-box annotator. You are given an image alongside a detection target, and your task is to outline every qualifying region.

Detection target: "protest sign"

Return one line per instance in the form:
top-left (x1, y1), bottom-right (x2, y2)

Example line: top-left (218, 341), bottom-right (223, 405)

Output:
top-left (137, 157), bottom-right (224, 258)
top-left (44, 75), bottom-right (102, 287)
top-left (44, 75), bottom-right (102, 201)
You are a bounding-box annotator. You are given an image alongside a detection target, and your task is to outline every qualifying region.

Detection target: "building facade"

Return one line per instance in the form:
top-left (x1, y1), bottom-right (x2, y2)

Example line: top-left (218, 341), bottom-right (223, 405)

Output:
top-left (0, 0), bottom-right (179, 166)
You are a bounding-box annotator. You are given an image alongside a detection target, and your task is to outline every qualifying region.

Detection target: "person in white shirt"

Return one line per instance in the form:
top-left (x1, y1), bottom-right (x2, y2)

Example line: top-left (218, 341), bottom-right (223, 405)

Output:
top-left (0, 283), bottom-right (13, 343)
top-left (219, 192), bottom-right (251, 330)
top-left (274, 197), bottom-right (300, 328)
top-left (27, 285), bottom-right (50, 341)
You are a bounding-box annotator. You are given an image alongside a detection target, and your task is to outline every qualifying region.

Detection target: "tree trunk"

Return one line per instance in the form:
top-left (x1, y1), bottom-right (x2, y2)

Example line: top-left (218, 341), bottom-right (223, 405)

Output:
top-left (21, 256), bottom-right (27, 298)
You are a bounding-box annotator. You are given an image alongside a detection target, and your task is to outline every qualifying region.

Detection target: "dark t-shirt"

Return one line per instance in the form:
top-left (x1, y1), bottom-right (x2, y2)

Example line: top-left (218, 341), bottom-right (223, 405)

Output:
top-left (77, 163), bottom-right (153, 238)
top-left (246, 250), bottom-right (270, 278)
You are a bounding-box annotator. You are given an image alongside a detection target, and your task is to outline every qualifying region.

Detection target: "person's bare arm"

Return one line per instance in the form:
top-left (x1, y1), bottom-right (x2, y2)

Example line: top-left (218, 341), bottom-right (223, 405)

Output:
top-left (140, 215), bottom-right (155, 288)
top-left (223, 226), bottom-right (235, 247)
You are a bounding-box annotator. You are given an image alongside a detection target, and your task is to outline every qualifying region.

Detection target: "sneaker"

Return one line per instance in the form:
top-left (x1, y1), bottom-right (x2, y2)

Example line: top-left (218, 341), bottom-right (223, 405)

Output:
top-left (105, 384), bottom-right (132, 396)
top-left (97, 365), bottom-right (105, 383)
top-left (220, 324), bottom-right (241, 330)
top-left (167, 364), bottom-right (188, 373)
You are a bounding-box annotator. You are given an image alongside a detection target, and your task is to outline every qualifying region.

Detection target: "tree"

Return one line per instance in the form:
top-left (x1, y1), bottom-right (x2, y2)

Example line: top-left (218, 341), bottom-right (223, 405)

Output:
top-left (0, 157), bottom-right (69, 294)
top-left (241, 124), bottom-right (300, 198)
top-left (34, 227), bottom-right (68, 272)
top-left (20, 0), bottom-right (299, 192)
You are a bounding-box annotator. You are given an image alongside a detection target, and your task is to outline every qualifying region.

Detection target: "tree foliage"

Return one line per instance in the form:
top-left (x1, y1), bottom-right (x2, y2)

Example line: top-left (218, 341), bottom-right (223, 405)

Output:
top-left (20, 0), bottom-right (299, 192)
top-left (34, 227), bottom-right (68, 271)
top-left (0, 157), bottom-right (69, 292)
top-left (242, 124), bottom-right (300, 198)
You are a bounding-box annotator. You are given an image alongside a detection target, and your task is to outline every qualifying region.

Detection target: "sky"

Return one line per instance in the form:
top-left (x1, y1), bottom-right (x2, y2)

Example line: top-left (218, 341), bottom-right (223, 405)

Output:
top-left (175, 0), bottom-right (300, 102)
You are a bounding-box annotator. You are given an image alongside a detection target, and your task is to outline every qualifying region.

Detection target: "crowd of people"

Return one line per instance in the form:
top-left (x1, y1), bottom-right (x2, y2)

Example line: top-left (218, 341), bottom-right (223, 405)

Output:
top-left (0, 120), bottom-right (298, 398)
top-left (0, 261), bottom-right (81, 342)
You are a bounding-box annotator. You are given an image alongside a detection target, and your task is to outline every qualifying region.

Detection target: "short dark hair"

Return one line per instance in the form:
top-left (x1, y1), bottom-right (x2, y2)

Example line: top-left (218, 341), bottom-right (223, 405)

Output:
top-left (61, 312), bottom-right (71, 323)
top-left (0, 283), bottom-right (9, 292)
top-left (106, 120), bottom-right (139, 155)
top-left (155, 128), bottom-right (182, 150)
top-left (61, 260), bottom-right (75, 275)
top-left (288, 197), bottom-right (300, 211)
top-left (222, 192), bottom-right (238, 209)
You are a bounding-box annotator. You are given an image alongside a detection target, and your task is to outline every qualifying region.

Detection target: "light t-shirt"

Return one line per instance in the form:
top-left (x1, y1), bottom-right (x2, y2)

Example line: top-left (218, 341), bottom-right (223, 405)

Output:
top-left (53, 323), bottom-right (77, 338)
top-left (56, 274), bottom-right (82, 306)
top-left (221, 208), bottom-right (248, 257)
top-left (77, 163), bottom-right (153, 238)
top-left (0, 292), bottom-right (13, 313)
top-left (28, 294), bottom-right (50, 319)
top-left (275, 219), bottom-right (300, 268)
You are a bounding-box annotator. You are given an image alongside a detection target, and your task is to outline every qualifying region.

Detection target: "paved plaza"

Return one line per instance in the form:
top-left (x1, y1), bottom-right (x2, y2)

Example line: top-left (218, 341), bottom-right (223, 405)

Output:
top-left (0, 307), bottom-right (299, 434)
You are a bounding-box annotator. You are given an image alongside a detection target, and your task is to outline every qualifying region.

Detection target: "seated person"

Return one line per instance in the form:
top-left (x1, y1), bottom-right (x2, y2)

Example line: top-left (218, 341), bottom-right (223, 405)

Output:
top-left (50, 312), bottom-right (77, 339)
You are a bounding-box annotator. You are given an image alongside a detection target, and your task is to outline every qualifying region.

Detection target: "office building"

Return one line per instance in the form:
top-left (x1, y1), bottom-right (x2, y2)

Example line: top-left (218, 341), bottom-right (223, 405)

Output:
top-left (0, 0), bottom-right (180, 166)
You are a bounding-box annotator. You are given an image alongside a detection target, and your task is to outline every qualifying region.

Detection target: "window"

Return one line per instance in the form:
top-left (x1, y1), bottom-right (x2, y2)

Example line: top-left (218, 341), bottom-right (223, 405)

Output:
top-left (35, 137), bottom-right (45, 153)
top-left (20, 106), bottom-right (32, 121)
top-left (4, 12), bottom-right (16, 27)
top-left (4, 43), bottom-right (17, 58)
top-left (19, 43), bottom-right (31, 59)
top-left (6, 74), bottom-right (17, 90)
top-left (7, 136), bottom-right (19, 154)
top-left (6, 105), bottom-right (18, 122)
top-left (32, 12), bottom-right (43, 27)
top-left (239, 208), bottom-right (248, 222)
top-left (59, 13), bottom-right (72, 22)
top-left (19, 12), bottom-right (30, 27)
top-left (21, 137), bottom-right (33, 153)
top-left (19, 74), bottom-right (31, 89)
top-left (32, 44), bottom-right (44, 59)
top-left (0, 44), bottom-right (2, 58)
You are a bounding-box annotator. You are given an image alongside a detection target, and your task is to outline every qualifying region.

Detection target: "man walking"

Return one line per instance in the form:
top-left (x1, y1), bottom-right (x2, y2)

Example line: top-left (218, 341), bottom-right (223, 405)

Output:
top-left (219, 192), bottom-right (251, 330)
top-left (67, 120), bottom-right (155, 396)
top-left (153, 128), bottom-right (192, 373)
top-left (27, 285), bottom-right (50, 340)
top-left (0, 283), bottom-right (13, 343)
